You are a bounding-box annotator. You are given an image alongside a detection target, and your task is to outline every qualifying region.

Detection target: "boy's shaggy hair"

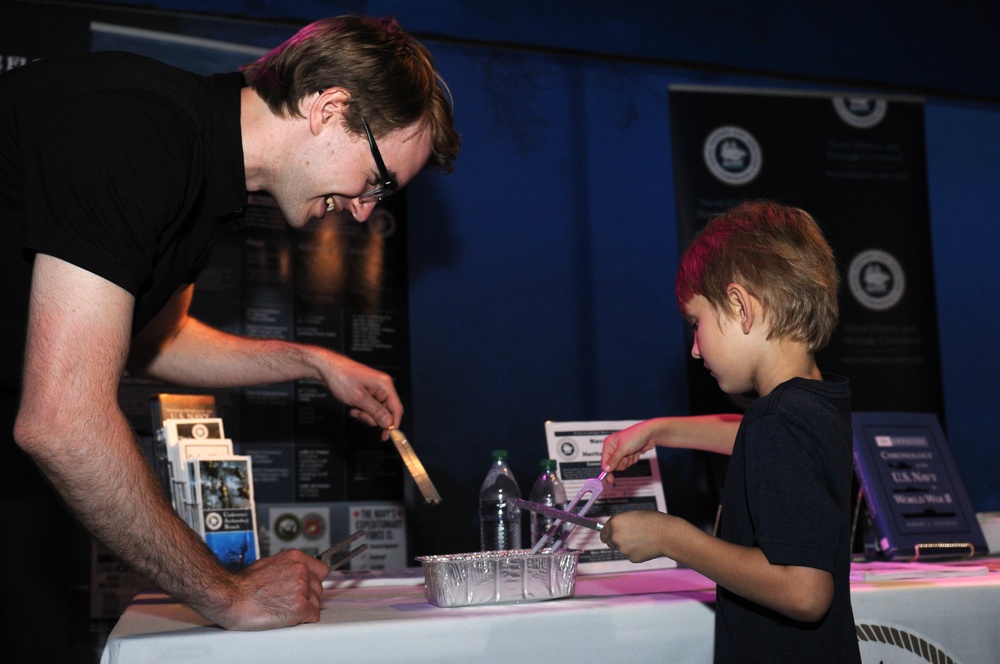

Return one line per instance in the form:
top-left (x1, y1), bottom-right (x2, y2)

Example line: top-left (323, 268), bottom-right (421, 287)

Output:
top-left (675, 200), bottom-right (840, 352)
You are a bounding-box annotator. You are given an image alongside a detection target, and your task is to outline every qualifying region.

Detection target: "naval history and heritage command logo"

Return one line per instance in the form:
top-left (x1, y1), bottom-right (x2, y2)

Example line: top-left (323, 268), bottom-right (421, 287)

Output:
top-left (703, 125), bottom-right (762, 186)
top-left (848, 249), bottom-right (906, 311)
top-left (833, 97), bottom-right (888, 129)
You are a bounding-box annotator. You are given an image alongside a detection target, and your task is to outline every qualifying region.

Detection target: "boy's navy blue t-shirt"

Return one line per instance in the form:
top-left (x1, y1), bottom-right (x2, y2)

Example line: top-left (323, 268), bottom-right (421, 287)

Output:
top-left (714, 374), bottom-right (861, 663)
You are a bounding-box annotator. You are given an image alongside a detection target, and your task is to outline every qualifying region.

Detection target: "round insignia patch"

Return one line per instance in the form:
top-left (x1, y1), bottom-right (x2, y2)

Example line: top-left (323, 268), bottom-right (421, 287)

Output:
top-left (848, 249), bottom-right (905, 311)
top-left (273, 513), bottom-right (302, 542)
top-left (833, 97), bottom-right (888, 129)
top-left (557, 438), bottom-right (579, 461)
top-left (205, 512), bottom-right (223, 531)
top-left (703, 125), bottom-right (762, 186)
top-left (302, 513), bottom-right (327, 540)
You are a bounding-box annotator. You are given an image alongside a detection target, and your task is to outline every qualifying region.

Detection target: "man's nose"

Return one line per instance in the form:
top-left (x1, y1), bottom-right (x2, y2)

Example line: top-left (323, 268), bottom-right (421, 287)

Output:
top-left (348, 198), bottom-right (375, 222)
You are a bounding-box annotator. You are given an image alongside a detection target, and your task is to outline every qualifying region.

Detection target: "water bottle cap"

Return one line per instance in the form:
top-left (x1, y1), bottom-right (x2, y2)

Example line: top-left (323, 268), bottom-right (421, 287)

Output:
top-left (539, 459), bottom-right (557, 470)
top-left (491, 449), bottom-right (508, 460)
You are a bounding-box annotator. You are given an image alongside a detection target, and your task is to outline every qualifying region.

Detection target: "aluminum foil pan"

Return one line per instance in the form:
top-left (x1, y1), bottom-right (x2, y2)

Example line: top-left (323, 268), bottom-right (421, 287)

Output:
top-left (415, 549), bottom-right (581, 607)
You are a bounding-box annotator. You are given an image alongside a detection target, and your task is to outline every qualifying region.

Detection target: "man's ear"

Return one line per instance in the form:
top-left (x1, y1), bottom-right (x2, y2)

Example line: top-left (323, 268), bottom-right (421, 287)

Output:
top-left (307, 87), bottom-right (352, 136)
top-left (726, 283), bottom-right (756, 335)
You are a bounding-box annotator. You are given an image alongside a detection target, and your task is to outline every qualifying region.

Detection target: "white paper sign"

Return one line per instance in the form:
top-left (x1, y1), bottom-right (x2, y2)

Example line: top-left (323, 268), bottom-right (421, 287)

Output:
top-left (545, 420), bottom-right (677, 574)
top-left (349, 503), bottom-right (407, 570)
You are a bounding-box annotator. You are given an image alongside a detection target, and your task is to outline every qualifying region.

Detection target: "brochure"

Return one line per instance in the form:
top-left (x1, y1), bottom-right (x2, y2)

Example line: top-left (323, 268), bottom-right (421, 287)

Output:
top-left (544, 420), bottom-right (676, 573)
top-left (187, 456), bottom-right (260, 571)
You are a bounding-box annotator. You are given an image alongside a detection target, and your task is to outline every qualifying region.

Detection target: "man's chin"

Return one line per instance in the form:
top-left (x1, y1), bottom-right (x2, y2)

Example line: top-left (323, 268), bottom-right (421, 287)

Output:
top-left (277, 203), bottom-right (311, 228)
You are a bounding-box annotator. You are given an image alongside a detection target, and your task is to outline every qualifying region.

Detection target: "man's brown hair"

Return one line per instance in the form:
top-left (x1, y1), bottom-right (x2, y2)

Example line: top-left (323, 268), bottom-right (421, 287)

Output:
top-left (242, 15), bottom-right (460, 171)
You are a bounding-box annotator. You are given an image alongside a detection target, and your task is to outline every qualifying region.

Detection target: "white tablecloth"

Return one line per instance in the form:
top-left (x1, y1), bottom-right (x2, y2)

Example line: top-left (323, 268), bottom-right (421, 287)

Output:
top-left (100, 564), bottom-right (1000, 664)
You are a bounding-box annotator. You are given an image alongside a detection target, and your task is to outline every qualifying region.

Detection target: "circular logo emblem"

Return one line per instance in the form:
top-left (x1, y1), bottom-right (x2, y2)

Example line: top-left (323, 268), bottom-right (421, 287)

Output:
top-left (273, 513), bottom-right (302, 542)
top-left (368, 208), bottom-right (397, 238)
top-left (856, 622), bottom-right (958, 663)
top-left (557, 438), bottom-right (579, 461)
top-left (191, 423), bottom-right (210, 439)
top-left (205, 512), bottom-right (223, 531)
top-left (703, 126), bottom-right (762, 186)
top-left (848, 249), bottom-right (905, 311)
top-left (302, 513), bottom-right (326, 541)
top-left (833, 97), bottom-right (888, 129)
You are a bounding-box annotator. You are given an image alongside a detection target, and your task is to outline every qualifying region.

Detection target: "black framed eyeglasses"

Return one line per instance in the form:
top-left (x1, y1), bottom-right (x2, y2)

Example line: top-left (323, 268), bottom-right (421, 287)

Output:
top-left (360, 118), bottom-right (397, 203)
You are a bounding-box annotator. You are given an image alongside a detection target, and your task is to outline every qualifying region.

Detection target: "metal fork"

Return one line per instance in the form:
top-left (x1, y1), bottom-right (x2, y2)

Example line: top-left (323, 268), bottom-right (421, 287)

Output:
top-left (318, 530), bottom-right (368, 571)
top-left (530, 470), bottom-right (607, 553)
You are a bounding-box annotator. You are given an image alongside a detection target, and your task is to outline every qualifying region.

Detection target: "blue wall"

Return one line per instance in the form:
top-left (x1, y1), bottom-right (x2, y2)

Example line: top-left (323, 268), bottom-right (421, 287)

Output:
top-left (405, 43), bottom-right (1000, 553)
top-left (29, 1), bottom-right (1000, 554)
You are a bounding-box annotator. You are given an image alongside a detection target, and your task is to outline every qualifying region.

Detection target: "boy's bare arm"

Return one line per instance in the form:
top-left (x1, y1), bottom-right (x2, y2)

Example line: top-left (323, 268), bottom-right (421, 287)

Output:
top-left (601, 414), bottom-right (742, 474)
top-left (601, 511), bottom-right (833, 623)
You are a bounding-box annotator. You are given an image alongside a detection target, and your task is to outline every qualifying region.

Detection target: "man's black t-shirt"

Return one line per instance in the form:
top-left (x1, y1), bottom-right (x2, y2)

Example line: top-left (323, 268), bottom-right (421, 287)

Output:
top-left (0, 51), bottom-right (246, 342)
top-left (0, 51), bottom-right (246, 490)
top-left (0, 52), bottom-right (249, 658)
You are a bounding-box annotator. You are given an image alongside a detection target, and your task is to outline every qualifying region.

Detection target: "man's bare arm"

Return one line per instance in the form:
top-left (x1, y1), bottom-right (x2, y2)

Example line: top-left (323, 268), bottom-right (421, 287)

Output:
top-left (14, 255), bottom-right (327, 629)
top-left (129, 283), bottom-right (401, 433)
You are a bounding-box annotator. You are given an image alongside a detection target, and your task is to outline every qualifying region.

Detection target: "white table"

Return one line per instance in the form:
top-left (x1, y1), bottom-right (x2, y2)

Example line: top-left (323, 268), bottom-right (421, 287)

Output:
top-left (100, 563), bottom-right (1000, 664)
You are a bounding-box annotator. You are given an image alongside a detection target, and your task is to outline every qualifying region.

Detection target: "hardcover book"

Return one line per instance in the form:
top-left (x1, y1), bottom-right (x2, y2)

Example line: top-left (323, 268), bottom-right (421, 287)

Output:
top-left (853, 412), bottom-right (988, 560)
top-left (149, 393), bottom-right (217, 428)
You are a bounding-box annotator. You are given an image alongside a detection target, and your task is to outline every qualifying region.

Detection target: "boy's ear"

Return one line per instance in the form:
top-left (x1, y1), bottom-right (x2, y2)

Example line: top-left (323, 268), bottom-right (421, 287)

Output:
top-left (726, 283), bottom-right (755, 334)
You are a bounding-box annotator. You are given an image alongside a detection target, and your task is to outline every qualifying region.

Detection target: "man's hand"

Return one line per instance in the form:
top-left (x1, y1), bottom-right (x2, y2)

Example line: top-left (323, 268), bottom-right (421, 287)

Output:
top-left (203, 550), bottom-right (331, 630)
top-left (313, 350), bottom-right (402, 436)
top-left (130, 285), bottom-right (404, 440)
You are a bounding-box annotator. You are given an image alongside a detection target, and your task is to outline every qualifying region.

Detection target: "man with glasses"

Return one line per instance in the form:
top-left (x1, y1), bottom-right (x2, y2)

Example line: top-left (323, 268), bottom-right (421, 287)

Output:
top-left (0, 14), bottom-right (459, 658)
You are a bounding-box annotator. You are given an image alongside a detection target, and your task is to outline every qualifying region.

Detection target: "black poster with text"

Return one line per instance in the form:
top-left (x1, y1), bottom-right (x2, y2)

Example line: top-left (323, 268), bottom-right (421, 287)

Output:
top-left (669, 86), bottom-right (943, 418)
top-left (119, 194), bottom-right (411, 505)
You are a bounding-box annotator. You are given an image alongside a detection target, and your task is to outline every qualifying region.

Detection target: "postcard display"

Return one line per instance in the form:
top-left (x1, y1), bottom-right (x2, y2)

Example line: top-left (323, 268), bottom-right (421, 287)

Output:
top-left (150, 394), bottom-right (260, 571)
top-left (852, 412), bottom-right (988, 560)
top-left (119, 194), bottom-right (412, 571)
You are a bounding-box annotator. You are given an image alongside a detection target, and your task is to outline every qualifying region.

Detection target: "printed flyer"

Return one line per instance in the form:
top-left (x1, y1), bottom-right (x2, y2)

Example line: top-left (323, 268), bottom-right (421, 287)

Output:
top-left (545, 420), bottom-right (676, 573)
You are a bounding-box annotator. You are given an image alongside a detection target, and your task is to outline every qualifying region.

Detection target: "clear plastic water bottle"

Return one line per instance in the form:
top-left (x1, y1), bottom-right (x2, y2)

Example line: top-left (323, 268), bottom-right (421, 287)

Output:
top-left (529, 459), bottom-right (567, 547)
top-left (479, 449), bottom-right (522, 551)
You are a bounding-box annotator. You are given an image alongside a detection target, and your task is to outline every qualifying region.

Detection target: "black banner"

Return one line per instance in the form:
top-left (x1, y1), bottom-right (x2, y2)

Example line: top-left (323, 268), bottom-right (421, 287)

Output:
top-left (670, 86), bottom-right (943, 418)
top-left (119, 194), bottom-right (412, 504)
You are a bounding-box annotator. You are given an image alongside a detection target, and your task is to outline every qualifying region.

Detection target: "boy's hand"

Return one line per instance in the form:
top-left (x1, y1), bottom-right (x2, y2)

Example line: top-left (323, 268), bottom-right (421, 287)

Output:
top-left (601, 420), bottom-right (660, 476)
top-left (600, 510), bottom-right (672, 563)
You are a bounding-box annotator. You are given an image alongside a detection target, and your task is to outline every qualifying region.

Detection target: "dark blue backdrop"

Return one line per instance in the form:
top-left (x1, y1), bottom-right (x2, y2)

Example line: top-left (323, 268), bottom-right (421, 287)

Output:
top-left (10, 1), bottom-right (998, 556)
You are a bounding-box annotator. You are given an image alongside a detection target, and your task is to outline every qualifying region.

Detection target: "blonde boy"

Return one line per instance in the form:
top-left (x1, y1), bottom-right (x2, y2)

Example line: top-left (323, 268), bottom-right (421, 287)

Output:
top-left (600, 200), bottom-right (861, 663)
